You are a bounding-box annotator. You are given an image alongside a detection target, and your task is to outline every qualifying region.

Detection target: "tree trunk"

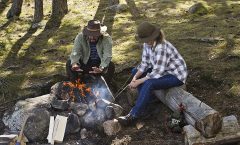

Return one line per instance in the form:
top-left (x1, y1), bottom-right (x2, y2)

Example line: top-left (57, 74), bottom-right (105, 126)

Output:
top-left (52, 0), bottom-right (68, 19)
top-left (154, 87), bottom-right (222, 138)
top-left (6, 0), bottom-right (23, 19)
top-left (109, 0), bottom-right (119, 6)
top-left (33, 0), bottom-right (43, 23)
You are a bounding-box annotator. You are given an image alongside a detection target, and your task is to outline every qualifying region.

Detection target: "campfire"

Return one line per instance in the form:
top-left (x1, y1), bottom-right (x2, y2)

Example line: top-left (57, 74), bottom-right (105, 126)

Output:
top-left (2, 75), bottom-right (123, 144)
top-left (61, 79), bottom-right (96, 103)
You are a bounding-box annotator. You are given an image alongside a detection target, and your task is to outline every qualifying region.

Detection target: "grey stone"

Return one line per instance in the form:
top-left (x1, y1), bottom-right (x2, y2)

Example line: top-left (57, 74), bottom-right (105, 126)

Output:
top-left (106, 4), bottom-right (129, 13)
top-left (109, 103), bottom-right (123, 118)
top-left (65, 113), bottom-right (81, 135)
top-left (24, 108), bottom-right (50, 142)
top-left (80, 128), bottom-right (88, 139)
top-left (103, 119), bottom-right (121, 136)
top-left (96, 99), bottom-right (111, 108)
top-left (188, 3), bottom-right (208, 15)
top-left (70, 102), bottom-right (88, 117)
top-left (51, 97), bottom-right (69, 111)
top-left (105, 106), bottom-right (115, 120)
top-left (94, 109), bottom-right (106, 126)
top-left (81, 111), bottom-right (95, 129)
top-left (3, 94), bottom-right (52, 131)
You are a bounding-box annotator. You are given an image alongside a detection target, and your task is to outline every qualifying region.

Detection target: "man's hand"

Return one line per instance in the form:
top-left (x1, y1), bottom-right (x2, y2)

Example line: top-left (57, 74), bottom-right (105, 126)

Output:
top-left (71, 63), bottom-right (83, 72)
top-left (89, 67), bottom-right (103, 74)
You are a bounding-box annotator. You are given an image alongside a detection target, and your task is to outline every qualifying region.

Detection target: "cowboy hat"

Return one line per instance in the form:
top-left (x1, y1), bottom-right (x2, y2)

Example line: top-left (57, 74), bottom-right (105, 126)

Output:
top-left (83, 20), bottom-right (107, 36)
top-left (136, 22), bottom-right (160, 43)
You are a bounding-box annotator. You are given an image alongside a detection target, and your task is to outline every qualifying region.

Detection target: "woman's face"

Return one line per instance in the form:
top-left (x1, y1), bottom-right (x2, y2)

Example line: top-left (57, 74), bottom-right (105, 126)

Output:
top-left (146, 40), bottom-right (155, 46)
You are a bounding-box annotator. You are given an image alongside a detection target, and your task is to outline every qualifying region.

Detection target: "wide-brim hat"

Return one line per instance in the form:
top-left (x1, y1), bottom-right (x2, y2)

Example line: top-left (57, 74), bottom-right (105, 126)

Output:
top-left (83, 20), bottom-right (107, 36)
top-left (135, 22), bottom-right (160, 43)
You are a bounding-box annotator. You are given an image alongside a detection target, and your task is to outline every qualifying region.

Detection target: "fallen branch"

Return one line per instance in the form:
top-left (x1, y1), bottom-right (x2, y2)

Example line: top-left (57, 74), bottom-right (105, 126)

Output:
top-left (179, 37), bottom-right (225, 43)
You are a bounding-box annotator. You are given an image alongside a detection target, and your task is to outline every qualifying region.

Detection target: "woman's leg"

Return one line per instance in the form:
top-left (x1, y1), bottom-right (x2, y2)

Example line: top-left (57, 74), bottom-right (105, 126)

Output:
top-left (130, 74), bottom-right (183, 117)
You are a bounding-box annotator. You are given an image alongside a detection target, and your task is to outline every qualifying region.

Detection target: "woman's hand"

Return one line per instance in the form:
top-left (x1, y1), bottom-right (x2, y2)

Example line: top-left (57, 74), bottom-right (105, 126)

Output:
top-left (129, 77), bottom-right (149, 89)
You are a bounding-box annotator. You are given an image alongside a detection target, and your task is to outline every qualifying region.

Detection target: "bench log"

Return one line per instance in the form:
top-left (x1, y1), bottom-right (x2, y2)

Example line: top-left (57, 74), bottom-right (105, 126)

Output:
top-left (154, 87), bottom-right (222, 138)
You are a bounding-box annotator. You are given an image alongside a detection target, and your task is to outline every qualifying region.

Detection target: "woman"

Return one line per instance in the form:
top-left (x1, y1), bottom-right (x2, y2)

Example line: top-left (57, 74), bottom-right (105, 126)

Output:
top-left (118, 22), bottom-right (188, 126)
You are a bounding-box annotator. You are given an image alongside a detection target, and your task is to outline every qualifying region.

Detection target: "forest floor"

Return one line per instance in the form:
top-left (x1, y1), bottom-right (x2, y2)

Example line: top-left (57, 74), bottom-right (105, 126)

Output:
top-left (0, 0), bottom-right (240, 144)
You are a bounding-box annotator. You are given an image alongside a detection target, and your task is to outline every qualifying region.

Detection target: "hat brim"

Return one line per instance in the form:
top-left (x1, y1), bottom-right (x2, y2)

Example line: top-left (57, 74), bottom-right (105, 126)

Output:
top-left (82, 25), bottom-right (107, 36)
top-left (136, 27), bottom-right (160, 43)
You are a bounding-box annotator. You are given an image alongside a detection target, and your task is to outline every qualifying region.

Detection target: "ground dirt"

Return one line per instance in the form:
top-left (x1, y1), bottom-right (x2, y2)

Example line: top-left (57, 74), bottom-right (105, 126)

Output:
top-left (1, 0), bottom-right (240, 144)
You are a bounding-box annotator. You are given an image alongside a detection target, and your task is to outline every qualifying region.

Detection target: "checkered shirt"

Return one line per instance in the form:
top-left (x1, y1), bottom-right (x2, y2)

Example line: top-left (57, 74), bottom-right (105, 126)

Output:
top-left (137, 40), bottom-right (188, 83)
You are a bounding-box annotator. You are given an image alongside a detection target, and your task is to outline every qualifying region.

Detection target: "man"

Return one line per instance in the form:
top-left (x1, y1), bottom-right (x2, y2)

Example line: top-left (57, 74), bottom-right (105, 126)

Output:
top-left (66, 20), bottom-right (115, 82)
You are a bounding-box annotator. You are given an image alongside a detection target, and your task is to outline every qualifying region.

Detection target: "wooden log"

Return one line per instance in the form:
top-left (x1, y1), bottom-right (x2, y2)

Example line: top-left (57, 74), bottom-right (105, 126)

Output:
top-left (154, 87), bottom-right (222, 138)
top-left (184, 115), bottom-right (240, 145)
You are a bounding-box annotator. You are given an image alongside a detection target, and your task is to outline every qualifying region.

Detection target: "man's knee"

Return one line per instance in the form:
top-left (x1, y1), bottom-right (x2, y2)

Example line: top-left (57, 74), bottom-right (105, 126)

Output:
top-left (108, 61), bottom-right (115, 74)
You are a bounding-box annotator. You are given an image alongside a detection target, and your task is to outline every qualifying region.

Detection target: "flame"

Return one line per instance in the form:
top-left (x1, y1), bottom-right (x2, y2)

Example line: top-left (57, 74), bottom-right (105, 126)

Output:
top-left (62, 78), bottom-right (93, 102)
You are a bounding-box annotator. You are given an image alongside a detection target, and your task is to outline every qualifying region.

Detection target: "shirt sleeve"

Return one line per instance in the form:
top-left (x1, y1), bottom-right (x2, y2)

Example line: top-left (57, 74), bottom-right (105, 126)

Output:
top-left (137, 44), bottom-right (150, 73)
top-left (100, 35), bottom-right (113, 68)
top-left (147, 44), bottom-right (167, 79)
top-left (70, 34), bottom-right (82, 65)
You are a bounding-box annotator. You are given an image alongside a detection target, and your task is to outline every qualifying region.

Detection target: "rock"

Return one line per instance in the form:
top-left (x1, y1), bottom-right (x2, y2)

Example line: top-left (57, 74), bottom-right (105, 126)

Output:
top-left (81, 109), bottom-right (106, 130)
top-left (96, 99), bottom-right (111, 108)
top-left (3, 94), bottom-right (53, 131)
top-left (24, 108), bottom-right (50, 142)
top-left (228, 84), bottom-right (240, 97)
top-left (88, 101), bottom-right (97, 111)
top-left (80, 128), bottom-right (88, 139)
top-left (111, 135), bottom-right (132, 145)
top-left (188, 3), bottom-right (208, 15)
top-left (136, 122), bottom-right (144, 130)
top-left (51, 97), bottom-right (69, 111)
top-left (105, 106), bottom-right (115, 120)
top-left (106, 4), bottom-right (129, 13)
top-left (109, 0), bottom-right (119, 6)
top-left (109, 103), bottom-right (123, 118)
top-left (221, 115), bottom-right (239, 134)
top-left (70, 102), bottom-right (88, 117)
top-left (94, 109), bottom-right (107, 126)
top-left (126, 88), bottom-right (138, 106)
top-left (65, 113), bottom-right (81, 135)
top-left (103, 119), bottom-right (121, 136)
top-left (81, 111), bottom-right (95, 129)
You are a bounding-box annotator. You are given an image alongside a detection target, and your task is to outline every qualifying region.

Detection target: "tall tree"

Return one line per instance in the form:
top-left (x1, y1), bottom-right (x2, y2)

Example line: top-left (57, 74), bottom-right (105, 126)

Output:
top-left (52, 0), bottom-right (68, 19)
top-left (33, 0), bottom-right (43, 23)
top-left (109, 0), bottom-right (119, 6)
top-left (6, 0), bottom-right (23, 19)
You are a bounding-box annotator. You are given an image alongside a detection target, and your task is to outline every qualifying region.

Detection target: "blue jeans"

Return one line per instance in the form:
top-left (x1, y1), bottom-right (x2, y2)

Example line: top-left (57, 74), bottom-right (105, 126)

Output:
top-left (130, 68), bottom-right (184, 117)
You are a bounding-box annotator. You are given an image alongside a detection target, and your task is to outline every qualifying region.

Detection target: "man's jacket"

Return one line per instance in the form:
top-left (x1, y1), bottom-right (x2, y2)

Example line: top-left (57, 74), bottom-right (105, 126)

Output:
top-left (70, 33), bottom-right (113, 68)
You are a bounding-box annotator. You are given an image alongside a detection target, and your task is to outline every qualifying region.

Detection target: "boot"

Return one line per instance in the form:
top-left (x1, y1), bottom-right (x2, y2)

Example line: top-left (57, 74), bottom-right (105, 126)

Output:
top-left (117, 114), bottom-right (137, 126)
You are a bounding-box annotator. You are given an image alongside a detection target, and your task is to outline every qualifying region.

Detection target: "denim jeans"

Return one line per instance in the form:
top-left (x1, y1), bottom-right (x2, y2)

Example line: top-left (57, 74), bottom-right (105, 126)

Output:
top-left (130, 68), bottom-right (184, 117)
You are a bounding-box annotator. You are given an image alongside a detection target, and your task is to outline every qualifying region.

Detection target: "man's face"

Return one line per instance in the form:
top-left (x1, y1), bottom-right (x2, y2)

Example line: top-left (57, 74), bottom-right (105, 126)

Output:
top-left (88, 36), bottom-right (99, 43)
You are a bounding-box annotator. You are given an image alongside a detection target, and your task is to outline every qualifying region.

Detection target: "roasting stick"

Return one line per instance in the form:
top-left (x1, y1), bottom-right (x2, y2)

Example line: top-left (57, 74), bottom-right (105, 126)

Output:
top-left (114, 85), bottom-right (129, 99)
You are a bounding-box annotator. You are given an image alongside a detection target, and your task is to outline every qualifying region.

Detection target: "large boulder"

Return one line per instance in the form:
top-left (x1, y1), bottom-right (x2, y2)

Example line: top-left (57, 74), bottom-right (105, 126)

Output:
top-left (2, 94), bottom-right (53, 131)
top-left (24, 108), bottom-right (50, 142)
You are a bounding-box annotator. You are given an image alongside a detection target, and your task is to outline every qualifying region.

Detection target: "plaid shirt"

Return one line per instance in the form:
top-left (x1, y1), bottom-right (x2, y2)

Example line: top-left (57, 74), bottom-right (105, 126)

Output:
top-left (137, 40), bottom-right (187, 83)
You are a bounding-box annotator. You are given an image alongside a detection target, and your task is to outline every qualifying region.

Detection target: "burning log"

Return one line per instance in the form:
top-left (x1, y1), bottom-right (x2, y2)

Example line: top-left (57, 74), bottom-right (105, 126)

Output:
top-left (154, 87), bottom-right (222, 138)
top-left (50, 75), bottom-right (123, 130)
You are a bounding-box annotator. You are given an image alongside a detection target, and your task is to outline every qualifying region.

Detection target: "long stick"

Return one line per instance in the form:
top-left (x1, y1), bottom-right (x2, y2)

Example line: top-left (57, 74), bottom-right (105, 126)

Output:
top-left (114, 85), bottom-right (129, 99)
